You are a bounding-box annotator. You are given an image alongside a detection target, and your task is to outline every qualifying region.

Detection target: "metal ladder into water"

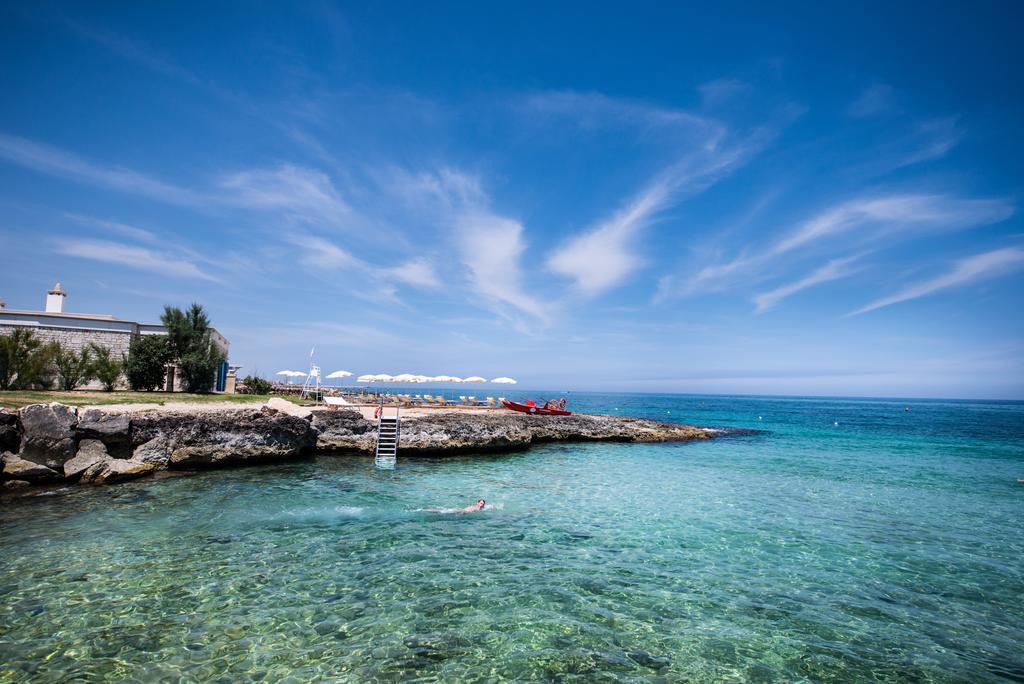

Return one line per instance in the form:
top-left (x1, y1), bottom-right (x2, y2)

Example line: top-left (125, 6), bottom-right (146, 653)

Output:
top-left (374, 400), bottom-right (400, 468)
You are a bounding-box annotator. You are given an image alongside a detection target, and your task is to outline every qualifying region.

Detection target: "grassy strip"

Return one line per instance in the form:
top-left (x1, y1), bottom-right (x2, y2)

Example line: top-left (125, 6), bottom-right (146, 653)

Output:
top-left (0, 390), bottom-right (293, 410)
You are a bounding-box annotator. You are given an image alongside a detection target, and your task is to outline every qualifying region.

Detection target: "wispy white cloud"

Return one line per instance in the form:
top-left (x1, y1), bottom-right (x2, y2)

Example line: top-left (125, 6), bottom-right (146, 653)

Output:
top-left (677, 194), bottom-right (1014, 298)
top-left (546, 181), bottom-right (665, 295)
top-left (390, 168), bottom-right (550, 322)
top-left (894, 117), bottom-right (963, 168)
top-left (848, 83), bottom-right (896, 117)
top-left (55, 239), bottom-right (220, 282)
top-left (518, 90), bottom-right (723, 141)
top-left (753, 255), bottom-right (862, 313)
top-left (286, 234), bottom-right (361, 270)
top-left (547, 119), bottom-right (783, 296)
top-left (699, 79), bottom-right (752, 108)
top-left (64, 213), bottom-right (160, 244)
top-left (849, 247), bottom-right (1024, 316)
top-left (384, 257), bottom-right (441, 289)
top-left (0, 134), bottom-right (200, 205)
top-left (455, 210), bottom-right (549, 323)
top-left (220, 164), bottom-right (350, 227)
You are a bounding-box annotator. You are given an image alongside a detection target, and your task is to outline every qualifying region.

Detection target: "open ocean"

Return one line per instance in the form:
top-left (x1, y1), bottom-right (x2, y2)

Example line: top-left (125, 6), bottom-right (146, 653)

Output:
top-left (1, 393), bottom-right (1023, 682)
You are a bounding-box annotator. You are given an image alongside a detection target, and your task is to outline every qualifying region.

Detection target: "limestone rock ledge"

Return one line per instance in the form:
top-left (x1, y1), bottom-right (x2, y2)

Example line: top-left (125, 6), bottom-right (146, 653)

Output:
top-left (1, 402), bottom-right (714, 492)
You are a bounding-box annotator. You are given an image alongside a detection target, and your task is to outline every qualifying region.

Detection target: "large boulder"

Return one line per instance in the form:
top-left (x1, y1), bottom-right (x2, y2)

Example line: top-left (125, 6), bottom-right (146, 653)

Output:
top-left (0, 408), bottom-right (19, 454)
top-left (64, 439), bottom-right (111, 481)
top-left (132, 436), bottom-right (171, 469)
top-left (80, 456), bottom-right (155, 485)
top-left (18, 403), bottom-right (77, 469)
top-left (1, 452), bottom-right (62, 483)
top-left (310, 409), bottom-right (374, 452)
top-left (264, 398), bottom-right (313, 419)
top-left (76, 409), bottom-right (132, 457)
top-left (131, 407), bottom-right (316, 469)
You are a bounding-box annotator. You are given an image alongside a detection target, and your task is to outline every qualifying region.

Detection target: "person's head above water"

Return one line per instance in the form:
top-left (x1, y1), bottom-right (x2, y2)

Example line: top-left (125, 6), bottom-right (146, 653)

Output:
top-left (476, 499), bottom-right (485, 509)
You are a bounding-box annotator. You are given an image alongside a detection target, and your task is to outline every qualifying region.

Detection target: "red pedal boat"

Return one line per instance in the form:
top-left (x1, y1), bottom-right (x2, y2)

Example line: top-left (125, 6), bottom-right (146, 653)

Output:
top-left (501, 398), bottom-right (572, 416)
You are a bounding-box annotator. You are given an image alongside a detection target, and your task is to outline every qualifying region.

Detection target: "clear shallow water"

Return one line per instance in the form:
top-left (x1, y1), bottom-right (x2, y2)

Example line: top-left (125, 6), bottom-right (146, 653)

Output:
top-left (2, 394), bottom-right (1023, 682)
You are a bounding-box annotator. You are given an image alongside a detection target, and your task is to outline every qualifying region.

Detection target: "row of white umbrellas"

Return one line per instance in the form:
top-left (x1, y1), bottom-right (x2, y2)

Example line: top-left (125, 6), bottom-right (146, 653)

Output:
top-left (274, 370), bottom-right (517, 384)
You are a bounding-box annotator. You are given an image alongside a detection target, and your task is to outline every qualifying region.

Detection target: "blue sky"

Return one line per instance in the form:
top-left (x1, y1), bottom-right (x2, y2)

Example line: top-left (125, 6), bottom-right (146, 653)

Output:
top-left (1, 2), bottom-right (1022, 399)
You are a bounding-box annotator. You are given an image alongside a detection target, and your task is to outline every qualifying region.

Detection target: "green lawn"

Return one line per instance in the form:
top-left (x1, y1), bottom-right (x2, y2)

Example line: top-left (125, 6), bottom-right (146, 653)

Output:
top-left (0, 390), bottom-right (303, 410)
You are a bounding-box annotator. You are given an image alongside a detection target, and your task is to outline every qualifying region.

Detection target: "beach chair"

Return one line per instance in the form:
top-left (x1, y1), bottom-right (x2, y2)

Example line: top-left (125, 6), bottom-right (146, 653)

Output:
top-left (459, 395), bottom-right (468, 405)
top-left (434, 396), bottom-right (448, 406)
top-left (486, 397), bottom-right (497, 406)
top-left (468, 396), bottom-right (479, 405)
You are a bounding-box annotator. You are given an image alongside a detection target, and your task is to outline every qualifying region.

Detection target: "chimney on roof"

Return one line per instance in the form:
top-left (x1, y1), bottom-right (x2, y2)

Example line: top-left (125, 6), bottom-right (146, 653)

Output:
top-left (46, 282), bottom-right (66, 313)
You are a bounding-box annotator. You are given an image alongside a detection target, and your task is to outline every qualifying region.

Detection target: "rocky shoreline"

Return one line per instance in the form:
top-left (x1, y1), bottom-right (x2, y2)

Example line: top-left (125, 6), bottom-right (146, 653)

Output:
top-left (0, 402), bottom-right (714, 492)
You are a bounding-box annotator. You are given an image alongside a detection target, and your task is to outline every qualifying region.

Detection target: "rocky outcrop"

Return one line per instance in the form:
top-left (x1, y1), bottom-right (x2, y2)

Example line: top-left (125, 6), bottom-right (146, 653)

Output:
top-left (0, 402), bottom-right (715, 492)
top-left (398, 412), bottom-right (712, 454)
top-left (18, 403), bottom-right (77, 469)
top-left (131, 407), bottom-right (317, 468)
top-left (311, 409), bottom-right (375, 452)
top-left (76, 408), bottom-right (131, 457)
top-left (0, 408), bottom-right (19, 454)
top-left (309, 409), bottom-right (712, 454)
top-left (2, 452), bottom-right (62, 484)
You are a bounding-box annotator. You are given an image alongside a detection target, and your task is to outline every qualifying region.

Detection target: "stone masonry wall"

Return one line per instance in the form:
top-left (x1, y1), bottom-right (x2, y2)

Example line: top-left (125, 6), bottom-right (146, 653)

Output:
top-left (0, 326), bottom-right (133, 357)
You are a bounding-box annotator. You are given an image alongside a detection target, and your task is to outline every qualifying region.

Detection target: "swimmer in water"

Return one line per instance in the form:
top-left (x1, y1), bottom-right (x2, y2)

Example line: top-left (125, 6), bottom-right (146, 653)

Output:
top-left (423, 499), bottom-right (485, 514)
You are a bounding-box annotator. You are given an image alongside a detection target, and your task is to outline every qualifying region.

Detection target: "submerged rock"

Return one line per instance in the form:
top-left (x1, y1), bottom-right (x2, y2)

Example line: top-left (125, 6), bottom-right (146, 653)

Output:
top-left (1, 452), bottom-right (62, 483)
top-left (18, 403), bottom-right (77, 469)
top-left (80, 456), bottom-right (156, 485)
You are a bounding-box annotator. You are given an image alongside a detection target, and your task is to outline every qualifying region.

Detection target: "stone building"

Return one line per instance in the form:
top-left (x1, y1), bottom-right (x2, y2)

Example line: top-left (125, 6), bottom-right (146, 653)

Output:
top-left (0, 283), bottom-right (231, 391)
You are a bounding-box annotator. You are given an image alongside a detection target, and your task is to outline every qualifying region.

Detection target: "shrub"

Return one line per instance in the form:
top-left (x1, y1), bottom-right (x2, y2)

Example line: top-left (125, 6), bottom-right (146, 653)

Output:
top-left (126, 335), bottom-right (172, 391)
top-left (88, 344), bottom-right (124, 392)
top-left (53, 343), bottom-right (94, 391)
top-left (0, 329), bottom-right (58, 390)
top-left (241, 375), bottom-right (272, 394)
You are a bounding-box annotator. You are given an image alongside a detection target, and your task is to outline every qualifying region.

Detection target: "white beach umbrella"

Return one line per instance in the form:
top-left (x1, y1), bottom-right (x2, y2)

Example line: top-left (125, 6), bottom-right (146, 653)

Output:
top-left (275, 370), bottom-right (291, 377)
top-left (372, 374), bottom-right (395, 382)
top-left (447, 376), bottom-right (464, 383)
top-left (393, 373), bottom-right (419, 383)
top-left (491, 377), bottom-right (517, 384)
top-left (414, 375), bottom-right (431, 383)
top-left (357, 374), bottom-right (376, 382)
top-left (463, 376), bottom-right (487, 383)
top-left (290, 371), bottom-right (307, 378)
top-left (326, 370), bottom-right (353, 379)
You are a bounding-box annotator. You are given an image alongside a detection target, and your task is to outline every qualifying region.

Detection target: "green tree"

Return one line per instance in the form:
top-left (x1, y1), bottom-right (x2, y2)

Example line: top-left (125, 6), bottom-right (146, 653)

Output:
top-left (88, 344), bottom-right (124, 392)
top-left (160, 303), bottom-right (225, 393)
top-left (53, 343), bottom-right (94, 391)
top-left (125, 335), bottom-right (172, 391)
top-left (0, 329), bottom-right (58, 390)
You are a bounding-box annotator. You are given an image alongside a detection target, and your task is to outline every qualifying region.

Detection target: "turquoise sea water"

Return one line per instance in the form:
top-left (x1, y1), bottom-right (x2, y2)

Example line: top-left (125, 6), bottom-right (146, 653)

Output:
top-left (2, 393), bottom-right (1023, 682)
